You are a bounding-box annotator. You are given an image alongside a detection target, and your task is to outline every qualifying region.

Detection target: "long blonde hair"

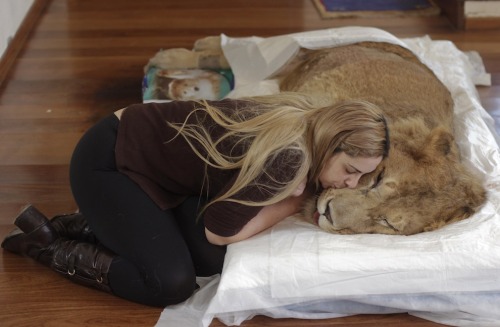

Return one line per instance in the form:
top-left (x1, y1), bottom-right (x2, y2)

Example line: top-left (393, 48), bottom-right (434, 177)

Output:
top-left (167, 93), bottom-right (388, 208)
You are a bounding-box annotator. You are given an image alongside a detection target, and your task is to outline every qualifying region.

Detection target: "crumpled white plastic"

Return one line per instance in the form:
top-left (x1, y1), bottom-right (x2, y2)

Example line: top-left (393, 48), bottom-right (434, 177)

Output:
top-left (155, 276), bottom-right (220, 327)
top-left (156, 27), bottom-right (500, 327)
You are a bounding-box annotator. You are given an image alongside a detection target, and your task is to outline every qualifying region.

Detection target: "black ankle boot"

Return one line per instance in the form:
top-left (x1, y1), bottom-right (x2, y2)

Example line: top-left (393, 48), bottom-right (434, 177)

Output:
top-left (1, 205), bottom-right (59, 260)
top-left (50, 212), bottom-right (97, 243)
top-left (2, 205), bottom-right (114, 294)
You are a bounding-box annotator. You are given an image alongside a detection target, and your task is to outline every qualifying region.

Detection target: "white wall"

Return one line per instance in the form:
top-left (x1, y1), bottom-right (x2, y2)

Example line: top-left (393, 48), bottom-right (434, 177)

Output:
top-left (0, 0), bottom-right (34, 59)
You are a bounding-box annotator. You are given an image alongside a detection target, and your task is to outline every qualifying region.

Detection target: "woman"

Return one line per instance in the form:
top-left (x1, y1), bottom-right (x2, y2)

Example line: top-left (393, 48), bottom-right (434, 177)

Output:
top-left (2, 93), bottom-right (389, 307)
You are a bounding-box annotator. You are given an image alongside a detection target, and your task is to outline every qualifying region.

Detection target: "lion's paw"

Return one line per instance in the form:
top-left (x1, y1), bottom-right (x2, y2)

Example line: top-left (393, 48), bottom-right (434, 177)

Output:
top-left (145, 48), bottom-right (199, 73)
top-left (193, 36), bottom-right (222, 52)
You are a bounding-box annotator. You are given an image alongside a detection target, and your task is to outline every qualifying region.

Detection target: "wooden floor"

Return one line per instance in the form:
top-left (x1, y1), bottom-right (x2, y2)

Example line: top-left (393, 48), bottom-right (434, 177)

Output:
top-left (1, 0), bottom-right (499, 326)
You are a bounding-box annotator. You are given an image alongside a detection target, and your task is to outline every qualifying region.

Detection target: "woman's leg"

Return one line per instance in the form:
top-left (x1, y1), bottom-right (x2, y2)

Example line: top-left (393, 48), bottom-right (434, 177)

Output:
top-left (172, 197), bottom-right (226, 277)
top-left (70, 115), bottom-right (196, 307)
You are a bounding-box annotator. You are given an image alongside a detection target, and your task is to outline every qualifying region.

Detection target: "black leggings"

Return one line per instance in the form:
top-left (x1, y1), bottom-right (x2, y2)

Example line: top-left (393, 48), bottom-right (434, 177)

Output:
top-left (69, 114), bottom-right (226, 307)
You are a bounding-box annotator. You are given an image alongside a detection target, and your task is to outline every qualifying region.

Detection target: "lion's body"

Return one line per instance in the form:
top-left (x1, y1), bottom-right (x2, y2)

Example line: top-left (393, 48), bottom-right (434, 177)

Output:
top-left (148, 37), bottom-right (487, 235)
top-left (280, 42), bottom-right (454, 129)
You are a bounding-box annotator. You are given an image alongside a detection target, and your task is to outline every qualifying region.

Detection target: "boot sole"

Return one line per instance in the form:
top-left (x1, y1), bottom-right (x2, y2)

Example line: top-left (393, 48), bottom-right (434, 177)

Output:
top-left (14, 205), bottom-right (49, 234)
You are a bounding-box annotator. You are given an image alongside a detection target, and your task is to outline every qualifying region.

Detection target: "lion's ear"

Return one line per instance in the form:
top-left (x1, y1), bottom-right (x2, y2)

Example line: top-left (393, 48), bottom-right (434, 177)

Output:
top-left (421, 127), bottom-right (458, 160)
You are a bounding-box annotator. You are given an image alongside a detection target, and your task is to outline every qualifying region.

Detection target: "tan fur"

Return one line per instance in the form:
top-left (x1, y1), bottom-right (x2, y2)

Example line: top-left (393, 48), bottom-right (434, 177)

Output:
top-left (145, 41), bottom-right (229, 74)
top-left (153, 36), bottom-right (487, 235)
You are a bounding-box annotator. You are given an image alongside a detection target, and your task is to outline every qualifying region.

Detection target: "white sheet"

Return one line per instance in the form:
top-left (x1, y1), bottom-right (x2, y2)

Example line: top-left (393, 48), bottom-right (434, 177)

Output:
top-left (156, 27), bottom-right (500, 327)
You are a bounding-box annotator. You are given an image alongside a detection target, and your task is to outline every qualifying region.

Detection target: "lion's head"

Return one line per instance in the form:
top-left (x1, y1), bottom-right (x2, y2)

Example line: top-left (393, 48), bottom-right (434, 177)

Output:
top-left (302, 119), bottom-right (486, 235)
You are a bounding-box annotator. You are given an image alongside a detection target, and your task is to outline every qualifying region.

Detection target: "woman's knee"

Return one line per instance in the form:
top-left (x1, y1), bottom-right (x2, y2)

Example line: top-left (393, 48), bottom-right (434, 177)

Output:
top-left (137, 262), bottom-right (197, 307)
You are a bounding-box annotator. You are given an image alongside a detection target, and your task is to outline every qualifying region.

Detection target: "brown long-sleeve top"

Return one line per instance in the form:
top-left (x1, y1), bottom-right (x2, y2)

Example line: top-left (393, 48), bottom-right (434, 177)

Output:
top-left (115, 100), bottom-right (302, 237)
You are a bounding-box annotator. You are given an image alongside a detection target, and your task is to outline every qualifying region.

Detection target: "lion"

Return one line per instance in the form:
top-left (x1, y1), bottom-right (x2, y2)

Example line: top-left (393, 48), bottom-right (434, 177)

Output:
top-left (146, 36), bottom-right (487, 235)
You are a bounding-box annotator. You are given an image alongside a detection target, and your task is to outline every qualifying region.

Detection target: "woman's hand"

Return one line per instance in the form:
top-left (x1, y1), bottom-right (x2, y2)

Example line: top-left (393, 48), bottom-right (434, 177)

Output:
top-left (291, 177), bottom-right (307, 197)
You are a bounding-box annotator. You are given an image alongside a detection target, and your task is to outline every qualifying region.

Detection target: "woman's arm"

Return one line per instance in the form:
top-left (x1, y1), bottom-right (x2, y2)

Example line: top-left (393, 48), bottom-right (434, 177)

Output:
top-left (205, 188), bottom-right (310, 246)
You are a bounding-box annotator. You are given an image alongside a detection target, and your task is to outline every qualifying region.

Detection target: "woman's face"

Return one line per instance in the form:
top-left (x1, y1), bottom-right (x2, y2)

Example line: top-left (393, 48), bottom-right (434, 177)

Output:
top-left (319, 152), bottom-right (382, 189)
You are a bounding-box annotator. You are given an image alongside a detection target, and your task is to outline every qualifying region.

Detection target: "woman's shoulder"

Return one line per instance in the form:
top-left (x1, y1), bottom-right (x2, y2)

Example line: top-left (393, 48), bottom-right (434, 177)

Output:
top-left (121, 99), bottom-right (250, 117)
top-left (118, 101), bottom-right (199, 123)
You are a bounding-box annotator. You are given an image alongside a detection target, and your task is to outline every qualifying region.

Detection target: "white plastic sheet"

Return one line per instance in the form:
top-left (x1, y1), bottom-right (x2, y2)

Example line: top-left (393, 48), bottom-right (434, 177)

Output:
top-left (156, 27), bottom-right (500, 327)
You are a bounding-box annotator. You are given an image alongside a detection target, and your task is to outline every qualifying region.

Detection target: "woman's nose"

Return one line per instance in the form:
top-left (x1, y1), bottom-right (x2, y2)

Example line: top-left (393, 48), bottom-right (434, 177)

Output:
top-left (345, 174), bottom-right (361, 189)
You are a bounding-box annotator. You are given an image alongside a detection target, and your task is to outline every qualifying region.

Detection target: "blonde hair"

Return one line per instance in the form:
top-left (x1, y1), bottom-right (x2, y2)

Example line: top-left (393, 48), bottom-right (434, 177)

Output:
top-left (305, 100), bottom-right (389, 186)
top-left (168, 93), bottom-right (388, 208)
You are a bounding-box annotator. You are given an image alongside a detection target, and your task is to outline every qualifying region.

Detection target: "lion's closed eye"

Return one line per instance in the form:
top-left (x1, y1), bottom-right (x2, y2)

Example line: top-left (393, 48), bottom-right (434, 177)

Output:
top-left (371, 169), bottom-right (385, 189)
top-left (377, 217), bottom-right (399, 231)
